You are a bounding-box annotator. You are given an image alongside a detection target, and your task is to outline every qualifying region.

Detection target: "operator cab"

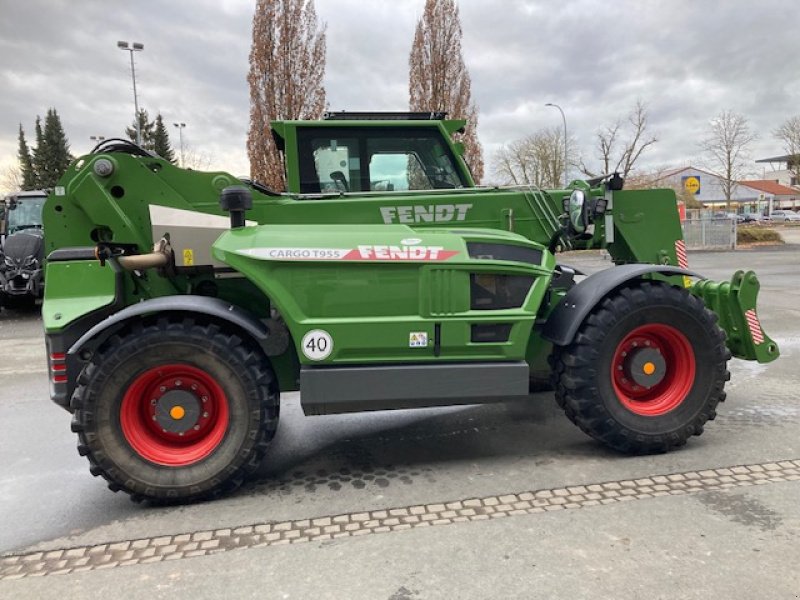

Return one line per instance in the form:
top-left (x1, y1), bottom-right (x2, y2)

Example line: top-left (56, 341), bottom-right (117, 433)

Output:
top-left (272, 112), bottom-right (474, 195)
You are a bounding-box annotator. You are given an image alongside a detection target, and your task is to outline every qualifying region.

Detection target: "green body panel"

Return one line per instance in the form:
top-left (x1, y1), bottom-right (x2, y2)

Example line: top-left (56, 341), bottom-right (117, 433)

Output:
top-left (607, 190), bottom-right (685, 266)
top-left (213, 224), bottom-right (553, 368)
top-left (42, 261), bottom-right (116, 330)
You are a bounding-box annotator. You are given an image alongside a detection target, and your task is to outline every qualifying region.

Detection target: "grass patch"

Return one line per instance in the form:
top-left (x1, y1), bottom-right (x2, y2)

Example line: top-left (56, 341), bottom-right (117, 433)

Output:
top-left (737, 227), bottom-right (784, 245)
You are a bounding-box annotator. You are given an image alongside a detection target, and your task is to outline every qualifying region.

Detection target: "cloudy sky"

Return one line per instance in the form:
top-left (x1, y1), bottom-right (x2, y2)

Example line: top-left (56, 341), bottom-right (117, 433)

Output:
top-left (1, 0), bottom-right (798, 192)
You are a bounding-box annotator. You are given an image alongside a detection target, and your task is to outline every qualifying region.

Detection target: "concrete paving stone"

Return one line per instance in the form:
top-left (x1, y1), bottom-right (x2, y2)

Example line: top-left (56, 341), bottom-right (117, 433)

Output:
top-left (786, 475), bottom-right (800, 481)
top-left (21, 552), bottom-right (43, 562)
top-left (157, 545), bottom-right (177, 555)
top-left (684, 472), bottom-right (701, 480)
top-left (445, 502), bottom-right (463, 510)
top-left (602, 482), bottom-right (622, 490)
top-left (64, 548), bottom-right (85, 558)
top-left (108, 541), bottom-right (130, 552)
top-left (697, 470), bottom-right (716, 478)
top-left (254, 524), bottom-right (272, 534)
top-left (518, 492), bottom-right (535, 501)
top-left (563, 503), bottom-right (581, 509)
top-left (164, 553), bottom-right (184, 561)
top-left (585, 493), bottom-right (602, 500)
top-left (568, 485), bottom-right (589, 494)
top-left (534, 490), bottom-right (553, 498)
top-left (459, 508), bottom-right (477, 517)
top-left (550, 497), bottom-right (567, 505)
top-left (273, 522), bottom-right (293, 531)
top-left (192, 531), bottom-right (214, 541)
top-left (667, 474), bottom-right (686, 482)
top-left (372, 526), bottom-right (391, 533)
top-left (351, 513), bottom-right (369, 521)
top-left (49, 568), bottom-right (73, 576)
top-left (715, 468), bottom-right (734, 476)
top-left (264, 533), bottom-right (281, 542)
top-left (119, 559), bottom-right (139, 567)
top-left (762, 463), bottom-right (781, 471)
top-left (332, 532), bottom-right (351, 539)
top-left (567, 495), bottom-right (584, 503)
top-left (619, 480), bottom-right (637, 487)
top-left (43, 550), bottom-right (64, 560)
top-left (333, 515), bottom-right (350, 524)
top-left (344, 523), bottom-right (361, 531)
top-left (409, 505), bottom-right (428, 514)
top-left (392, 524), bottom-right (413, 531)
top-left (130, 539), bottom-right (149, 549)
top-left (582, 500), bottom-right (601, 507)
top-left (483, 497), bottom-right (499, 506)
top-left (351, 530), bottom-right (370, 537)
top-left (362, 520), bottom-right (379, 528)
top-left (2, 573), bottom-right (26, 580)
top-left (312, 517), bottom-right (332, 527)
top-left (116, 550), bottom-right (135, 561)
top-left (140, 556), bottom-right (163, 564)
top-left (200, 539), bottom-right (220, 550)
top-left (1, 556), bottom-right (20, 566)
top-left (184, 550), bottom-right (207, 558)
top-left (600, 498), bottom-right (617, 504)
top-left (470, 514), bottom-right (491, 520)
top-left (214, 529), bottom-right (231, 538)
top-left (370, 511), bottom-right (388, 520)
top-left (734, 474), bottom-right (751, 481)
top-left (426, 504), bottom-right (446, 512)
top-left (172, 533), bottom-right (191, 543)
top-left (499, 494), bottom-right (518, 503)
top-left (94, 561), bottom-right (119, 570)
top-left (323, 525), bottom-right (341, 534)
top-left (777, 461), bottom-right (795, 468)
top-left (389, 508), bottom-right (410, 517)
top-left (233, 526), bottom-right (253, 535)
top-left (544, 505), bottom-right (564, 511)
top-left (138, 547), bottom-right (156, 558)
top-left (293, 520), bottom-right (310, 529)
top-left (731, 466), bottom-right (750, 474)
top-left (586, 484), bottom-right (604, 492)
top-left (151, 536), bottom-right (173, 546)
top-left (553, 488), bottom-right (570, 497)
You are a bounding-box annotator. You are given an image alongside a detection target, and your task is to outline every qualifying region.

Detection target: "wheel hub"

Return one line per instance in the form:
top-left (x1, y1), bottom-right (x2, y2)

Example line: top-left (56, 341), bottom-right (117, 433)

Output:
top-left (154, 390), bottom-right (201, 434)
top-left (624, 345), bottom-right (666, 388)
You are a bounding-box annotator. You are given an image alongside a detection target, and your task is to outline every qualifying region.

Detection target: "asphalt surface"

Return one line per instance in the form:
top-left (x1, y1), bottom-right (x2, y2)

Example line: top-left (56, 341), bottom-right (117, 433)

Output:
top-left (1, 238), bottom-right (799, 599)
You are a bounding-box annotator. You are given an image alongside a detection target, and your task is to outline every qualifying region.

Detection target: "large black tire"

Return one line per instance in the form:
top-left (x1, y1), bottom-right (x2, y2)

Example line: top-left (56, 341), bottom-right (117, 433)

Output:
top-left (551, 281), bottom-right (730, 454)
top-left (71, 318), bottom-right (279, 503)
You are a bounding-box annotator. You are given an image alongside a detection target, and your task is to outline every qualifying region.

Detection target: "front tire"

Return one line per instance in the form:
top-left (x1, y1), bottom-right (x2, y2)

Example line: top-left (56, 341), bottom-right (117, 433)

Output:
top-left (71, 318), bottom-right (279, 502)
top-left (551, 281), bottom-right (730, 454)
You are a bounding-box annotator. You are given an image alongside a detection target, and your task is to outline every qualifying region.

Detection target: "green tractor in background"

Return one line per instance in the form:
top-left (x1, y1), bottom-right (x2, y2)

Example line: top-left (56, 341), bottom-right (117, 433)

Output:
top-left (42, 113), bottom-right (778, 503)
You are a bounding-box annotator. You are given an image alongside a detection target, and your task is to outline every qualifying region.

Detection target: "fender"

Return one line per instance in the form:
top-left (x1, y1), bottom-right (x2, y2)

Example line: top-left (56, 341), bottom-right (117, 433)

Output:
top-left (69, 295), bottom-right (269, 357)
top-left (541, 264), bottom-right (700, 346)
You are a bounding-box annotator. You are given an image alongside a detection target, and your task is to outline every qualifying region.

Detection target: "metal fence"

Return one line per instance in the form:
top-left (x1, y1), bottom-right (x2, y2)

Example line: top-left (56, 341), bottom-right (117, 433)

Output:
top-left (681, 218), bottom-right (737, 250)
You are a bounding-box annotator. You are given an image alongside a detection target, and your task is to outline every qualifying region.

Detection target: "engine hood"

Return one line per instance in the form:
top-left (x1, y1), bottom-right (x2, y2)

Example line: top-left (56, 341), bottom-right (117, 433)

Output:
top-left (2, 229), bottom-right (44, 263)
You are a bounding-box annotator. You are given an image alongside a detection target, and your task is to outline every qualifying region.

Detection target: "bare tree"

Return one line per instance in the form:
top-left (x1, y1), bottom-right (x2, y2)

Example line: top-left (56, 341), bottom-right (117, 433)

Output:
top-left (248, 0), bottom-right (326, 191)
top-left (774, 115), bottom-right (800, 186)
top-left (625, 166), bottom-right (703, 208)
top-left (580, 100), bottom-right (657, 179)
top-left (1, 164), bottom-right (22, 196)
top-left (409, 0), bottom-right (484, 183)
top-left (700, 110), bottom-right (757, 209)
top-left (492, 127), bottom-right (568, 188)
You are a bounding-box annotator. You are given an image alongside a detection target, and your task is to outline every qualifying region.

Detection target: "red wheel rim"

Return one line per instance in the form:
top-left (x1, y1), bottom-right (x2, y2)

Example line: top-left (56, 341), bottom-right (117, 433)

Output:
top-left (120, 364), bottom-right (229, 466)
top-left (611, 324), bottom-right (695, 416)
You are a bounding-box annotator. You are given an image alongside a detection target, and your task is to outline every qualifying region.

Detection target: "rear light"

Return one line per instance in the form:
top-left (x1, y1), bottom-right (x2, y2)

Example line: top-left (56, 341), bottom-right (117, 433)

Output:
top-left (49, 353), bottom-right (67, 385)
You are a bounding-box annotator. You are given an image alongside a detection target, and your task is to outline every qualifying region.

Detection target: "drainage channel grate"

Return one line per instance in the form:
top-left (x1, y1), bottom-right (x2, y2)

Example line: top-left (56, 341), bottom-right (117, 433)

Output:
top-left (2, 459), bottom-right (799, 580)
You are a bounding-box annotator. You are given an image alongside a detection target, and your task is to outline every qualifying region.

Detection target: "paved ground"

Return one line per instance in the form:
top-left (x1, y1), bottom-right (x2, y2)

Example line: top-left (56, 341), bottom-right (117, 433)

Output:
top-left (1, 242), bottom-right (799, 599)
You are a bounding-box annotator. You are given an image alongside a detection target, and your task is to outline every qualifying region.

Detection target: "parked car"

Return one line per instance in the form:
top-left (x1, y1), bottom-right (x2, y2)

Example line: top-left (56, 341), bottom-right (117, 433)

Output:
top-left (713, 212), bottom-right (744, 222)
top-left (770, 210), bottom-right (800, 222)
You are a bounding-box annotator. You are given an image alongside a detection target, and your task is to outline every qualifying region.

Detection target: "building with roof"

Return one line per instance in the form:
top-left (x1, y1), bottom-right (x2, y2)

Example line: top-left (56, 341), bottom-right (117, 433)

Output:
top-left (754, 154), bottom-right (800, 188)
top-left (739, 180), bottom-right (800, 210)
top-left (657, 166), bottom-right (758, 210)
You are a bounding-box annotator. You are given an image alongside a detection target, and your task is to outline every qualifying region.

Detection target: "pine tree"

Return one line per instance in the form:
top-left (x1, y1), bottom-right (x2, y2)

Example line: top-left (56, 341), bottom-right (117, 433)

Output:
top-left (31, 116), bottom-right (45, 189)
top-left (152, 114), bottom-right (176, 163)
top-left (247, 0), bottom-right (327, 191)
top-left (409, 0), bottom-right (484, 183)
top-left (126, 109), bottom-right (156, 149)
top-left (36, 108), bottom-right (72, 188)
top-left (17, 125), bottom-right (36, 190)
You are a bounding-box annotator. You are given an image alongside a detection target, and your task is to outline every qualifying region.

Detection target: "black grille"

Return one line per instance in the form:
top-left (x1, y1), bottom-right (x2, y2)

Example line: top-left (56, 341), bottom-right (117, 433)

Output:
top-left (471, 324), bottom-right (513, 343)
top-left (470, 274), bottom-right (534, 310)
top-left (467, 242), bottom-right (542, 266)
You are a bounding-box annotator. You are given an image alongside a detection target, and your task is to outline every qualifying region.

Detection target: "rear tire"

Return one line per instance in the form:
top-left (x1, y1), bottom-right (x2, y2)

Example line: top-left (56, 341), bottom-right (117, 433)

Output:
top-left (551, 281), bottom-right (729, 454)
top-left (71, 318), bottom-right (279, 502)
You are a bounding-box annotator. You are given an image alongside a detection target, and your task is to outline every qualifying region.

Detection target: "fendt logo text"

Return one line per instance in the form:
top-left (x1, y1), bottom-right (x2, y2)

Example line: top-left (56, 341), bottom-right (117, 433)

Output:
top-left (379, 204), bottom-right (473, 224)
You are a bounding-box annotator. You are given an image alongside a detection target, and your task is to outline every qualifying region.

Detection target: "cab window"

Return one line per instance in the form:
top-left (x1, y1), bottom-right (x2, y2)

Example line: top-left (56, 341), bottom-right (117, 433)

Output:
top-left (296, 127), bottom-right (466, 194)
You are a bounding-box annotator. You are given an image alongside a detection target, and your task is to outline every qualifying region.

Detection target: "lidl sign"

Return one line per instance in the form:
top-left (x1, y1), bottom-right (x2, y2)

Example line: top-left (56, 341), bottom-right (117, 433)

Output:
top-left (682, 175), bottom-right (701, 195)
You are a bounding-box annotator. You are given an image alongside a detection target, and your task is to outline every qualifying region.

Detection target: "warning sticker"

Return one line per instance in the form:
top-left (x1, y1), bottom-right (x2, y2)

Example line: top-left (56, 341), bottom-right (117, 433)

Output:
top-left (183, 249), bottom-right (195, 266)
top-left (409, 332), bottom-right (429, 348)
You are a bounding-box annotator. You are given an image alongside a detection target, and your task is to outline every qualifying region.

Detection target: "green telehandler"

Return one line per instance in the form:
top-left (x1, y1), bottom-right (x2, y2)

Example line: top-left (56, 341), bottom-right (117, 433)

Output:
top-left (41, 113), bottom-right (777, 502)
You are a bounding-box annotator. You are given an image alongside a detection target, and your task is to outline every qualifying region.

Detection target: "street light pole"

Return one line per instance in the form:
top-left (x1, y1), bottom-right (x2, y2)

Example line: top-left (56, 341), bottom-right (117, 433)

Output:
top-left (89, 135), bottom-right (105, 146)
top-left (117, 41), bottom-right (144, 146)
top-left (173, 122), bottom-right (186, 167)
top-left (545, 103), bottom-right (568, 188)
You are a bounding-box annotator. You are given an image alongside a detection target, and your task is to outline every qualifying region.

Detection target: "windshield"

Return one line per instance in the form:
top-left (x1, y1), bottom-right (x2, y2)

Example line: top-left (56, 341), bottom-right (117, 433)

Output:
top-left (6, 196), bottom-right (46, 233)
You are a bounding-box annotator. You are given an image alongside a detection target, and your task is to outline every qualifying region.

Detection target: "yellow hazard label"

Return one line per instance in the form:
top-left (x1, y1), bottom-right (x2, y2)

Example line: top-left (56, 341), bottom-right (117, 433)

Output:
top-left (183, 249), bottom-right (194, 266)
top-left (683, 276), bottom-right (693, 289)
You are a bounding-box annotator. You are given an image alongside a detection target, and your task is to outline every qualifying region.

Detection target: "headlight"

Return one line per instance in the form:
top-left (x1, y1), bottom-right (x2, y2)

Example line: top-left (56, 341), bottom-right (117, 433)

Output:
top-left (23, 257), bottom-right (38, 269)
top-left (3, 256), bottom-right (13, 268)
